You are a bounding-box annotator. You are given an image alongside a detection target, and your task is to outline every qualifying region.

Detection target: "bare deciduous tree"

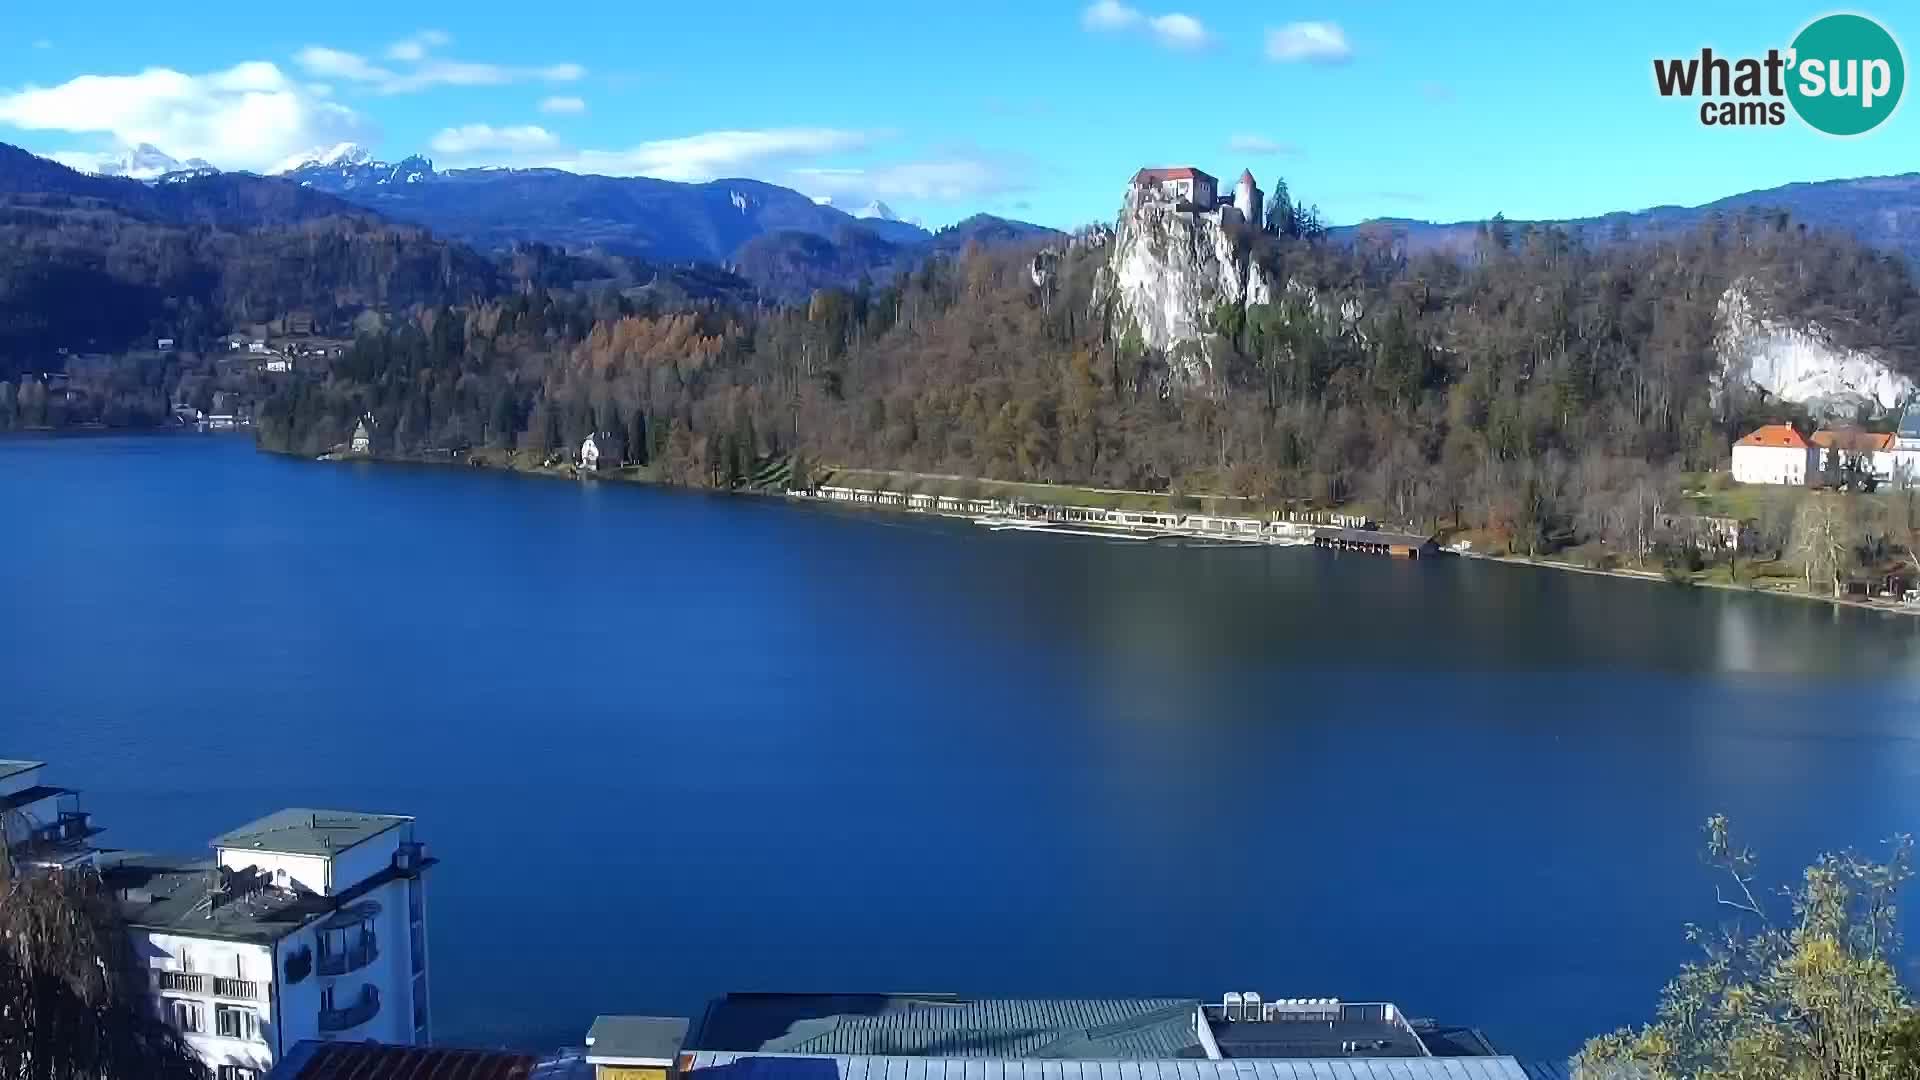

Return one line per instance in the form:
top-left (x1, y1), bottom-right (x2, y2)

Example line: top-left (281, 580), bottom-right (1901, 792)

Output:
top-left (0, 810), bottom-right (206, 1080)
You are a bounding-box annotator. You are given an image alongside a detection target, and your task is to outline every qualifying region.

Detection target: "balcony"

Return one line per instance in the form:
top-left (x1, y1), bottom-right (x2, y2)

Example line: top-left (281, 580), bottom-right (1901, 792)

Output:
top-left (213, 977), bottom-right (261, 1000)
top-left (154, 971), bottom-right (208, 994)
top-left (318, 985), bottom-right (380, 1033)
top-left (316, 930), bottom-right (377, 977)
top-left (12, 810), bottom-right (103, 867)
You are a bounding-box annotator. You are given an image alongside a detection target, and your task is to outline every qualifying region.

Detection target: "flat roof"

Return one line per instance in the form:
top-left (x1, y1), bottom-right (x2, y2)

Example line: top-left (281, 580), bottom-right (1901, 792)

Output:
top-left (1210, 1018), bottom-right (1424, 1059)
top-left (695, 995), bottom-right (1205, 1060)
top-left (683, 1054), bottom-right (1533, 1080)
top-left (587, 1016), bottom-right (691, 1064)
top-left (213, 808), bottom-right (409, 857)
top-left (0, 784), bottom-right (72, 813)
top-left (100, 850), bottom-right (328, 942)
top-left (101, 847), bottom-right (434, 943)
top-left (0, 760), bottom-right (45, 783)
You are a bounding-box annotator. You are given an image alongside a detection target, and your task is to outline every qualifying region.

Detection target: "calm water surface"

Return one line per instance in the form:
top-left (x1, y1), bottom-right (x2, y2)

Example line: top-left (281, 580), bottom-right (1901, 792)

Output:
top-left (7, 435), bottom-right (1920, 1059)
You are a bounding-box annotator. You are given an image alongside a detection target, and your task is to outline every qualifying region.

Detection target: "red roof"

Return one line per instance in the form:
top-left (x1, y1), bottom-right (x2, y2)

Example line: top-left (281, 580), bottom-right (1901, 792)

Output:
top-left (274, 1042), bottom-right (538, 1080)
top-left (1810, 429), bottom-right (1893, 452)
top-left (1133, 167), bottom-right (1217, 186)
top-left (1239, 169), bottom-right (1257, 184)
top-left (1735, 424), bottom-right (1808, 449)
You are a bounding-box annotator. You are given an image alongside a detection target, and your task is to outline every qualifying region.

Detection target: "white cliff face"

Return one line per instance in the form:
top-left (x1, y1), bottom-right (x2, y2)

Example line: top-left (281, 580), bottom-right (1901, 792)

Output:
top-left (1714, 281), bottom-right (1913, 416)
top-left (1096, 187), bottom-right (1273, 379)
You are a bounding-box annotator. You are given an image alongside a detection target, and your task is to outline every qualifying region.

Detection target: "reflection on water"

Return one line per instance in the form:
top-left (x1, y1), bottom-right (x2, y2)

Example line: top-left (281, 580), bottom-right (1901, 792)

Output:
top-left (5, 436), bottom-right (1920, 1060)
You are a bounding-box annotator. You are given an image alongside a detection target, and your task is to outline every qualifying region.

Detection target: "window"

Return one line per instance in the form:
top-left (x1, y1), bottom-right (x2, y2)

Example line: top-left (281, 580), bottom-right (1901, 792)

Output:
top-left (166, 998), bottom-right (202, 1033)
top-left (217, 1067), bottom-right (256, 1080)
top-left (215, 1004), bottom-right (257, 1041)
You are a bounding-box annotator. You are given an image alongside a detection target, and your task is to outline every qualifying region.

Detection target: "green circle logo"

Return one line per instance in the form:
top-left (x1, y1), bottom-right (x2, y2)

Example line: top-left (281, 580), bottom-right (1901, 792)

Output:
top-left (1787, 13), bottom-right (1905, 136)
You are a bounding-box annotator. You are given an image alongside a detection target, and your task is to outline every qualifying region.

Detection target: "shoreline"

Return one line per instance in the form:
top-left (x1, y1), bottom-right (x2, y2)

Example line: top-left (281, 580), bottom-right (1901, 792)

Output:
top-left (1463, 550), bottom-right (1920, 618)
top-left (273, 442), bottom-right (1920, 621)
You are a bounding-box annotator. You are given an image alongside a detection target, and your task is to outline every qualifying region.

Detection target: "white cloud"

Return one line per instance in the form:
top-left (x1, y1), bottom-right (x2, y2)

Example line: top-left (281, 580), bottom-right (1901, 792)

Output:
top-left (539, 95), bottom-right (586, 115)
top-left (430, 123), bottom-right (559, 155)
top-left (0, 61), bottom-right (371, 174)
top-left (1265, 22), bottom-right (1352, 64)
top-left (545, 128), bottom-right (875, 182)
top-left (294, 47), bottom-right (394, 84)
top-left (1083, 2), bottom-right (1211, 50)
top-left (1082, 0), bottom-right (1141, 30)
top-left (1226, 134), bottom-right (1298, 156)
top-left (1146, 14), bottom-right (1210, 49)
top-left (385, 30), bottom-right (450, 62)
top-left (792, 158), bottom-right (1021, 202)
top-left (47, 150), bottom-right (99, 171)
top-left (293, 45), bottom-right (584, 95)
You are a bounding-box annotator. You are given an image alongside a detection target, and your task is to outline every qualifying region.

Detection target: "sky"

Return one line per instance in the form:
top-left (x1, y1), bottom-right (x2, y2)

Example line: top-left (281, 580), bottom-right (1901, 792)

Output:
top-left (0, 1), bottom-right (1912, 229)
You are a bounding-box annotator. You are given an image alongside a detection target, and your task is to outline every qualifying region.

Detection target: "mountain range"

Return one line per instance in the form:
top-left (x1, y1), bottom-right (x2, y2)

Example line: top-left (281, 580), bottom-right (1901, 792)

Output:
top-left (1336, 173), bottom-right (1920, 264)
top-left (276, 152), bottom-right (967, 259)
top-left (26, 140), bottom-right (1920, 304)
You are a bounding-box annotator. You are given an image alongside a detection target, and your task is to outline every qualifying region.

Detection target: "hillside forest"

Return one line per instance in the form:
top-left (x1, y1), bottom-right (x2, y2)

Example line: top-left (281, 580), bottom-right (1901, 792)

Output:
top-left (240, 201), bottom-right (1920, 571)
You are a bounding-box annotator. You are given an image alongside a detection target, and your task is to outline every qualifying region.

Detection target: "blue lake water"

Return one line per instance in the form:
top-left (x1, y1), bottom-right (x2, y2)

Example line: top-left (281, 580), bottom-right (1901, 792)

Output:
top-left (6, 434), bottom-right (1920, 1059)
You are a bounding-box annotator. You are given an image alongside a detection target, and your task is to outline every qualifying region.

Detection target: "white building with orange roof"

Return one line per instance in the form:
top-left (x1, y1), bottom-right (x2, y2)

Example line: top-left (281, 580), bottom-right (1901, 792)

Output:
top-left (1811, 429), bottom-right (1895, 483)
top-left (1731, 424), bottom-right (1818, 485)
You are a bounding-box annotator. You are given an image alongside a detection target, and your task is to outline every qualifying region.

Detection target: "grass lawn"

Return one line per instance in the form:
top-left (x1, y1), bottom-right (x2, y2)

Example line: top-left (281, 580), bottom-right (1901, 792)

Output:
top-left (819, 467), bottom-right (1272, 517)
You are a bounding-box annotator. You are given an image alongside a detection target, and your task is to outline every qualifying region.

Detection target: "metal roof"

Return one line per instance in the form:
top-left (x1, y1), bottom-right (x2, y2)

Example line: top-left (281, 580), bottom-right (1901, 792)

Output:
top-left (0, 785), bottom-right (72, 813)
top-left (703, 997), bottom-right (1206, 1060)
top-left (1312, 527), bottom-right (1436, 548)
top-left (213, 808), bottom-right (409, 857)
top-left (588, 1016), bottom-right (691, 1064)
top-left (684, 1054), bottom-right (1534, 1080)
top-left (0, 760), bottom-right (45, 783)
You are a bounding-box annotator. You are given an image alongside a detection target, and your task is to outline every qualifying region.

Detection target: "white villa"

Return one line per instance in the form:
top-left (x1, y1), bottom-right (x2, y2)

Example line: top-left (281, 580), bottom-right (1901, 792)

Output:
top-left (580, 431), bottom-right (620, 472)
top-left (2, 759), bottom-right (434, 1080)
top-left (1895, 412), bottom-right (1920, 487)
top-left (1730, 424), bottom-right (1817, 486)
top-left (1811, 429), bottom-right (1896, 484)
top-left (350, 416), bottom-right (373, 455)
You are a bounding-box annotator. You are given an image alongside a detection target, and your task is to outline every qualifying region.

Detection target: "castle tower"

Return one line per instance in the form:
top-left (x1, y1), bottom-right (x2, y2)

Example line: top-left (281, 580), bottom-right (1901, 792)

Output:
top-left (1234, 170), bottom-right (1263, 229)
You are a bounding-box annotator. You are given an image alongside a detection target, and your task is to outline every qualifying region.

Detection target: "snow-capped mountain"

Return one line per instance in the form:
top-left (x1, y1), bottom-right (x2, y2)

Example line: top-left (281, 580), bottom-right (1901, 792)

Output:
top-left (268, 142), bottom-right (373, 176)
top-left (815, 199), bottom-right (925, 228)
top-left (281, 153), bottom-right (435, 192)
top-left (89, 144), bottom-right (214, 181)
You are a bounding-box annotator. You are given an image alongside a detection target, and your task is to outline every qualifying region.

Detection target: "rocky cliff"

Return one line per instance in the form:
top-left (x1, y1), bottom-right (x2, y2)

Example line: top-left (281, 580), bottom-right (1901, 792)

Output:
top-left (1713, 280), bottom-right (1913, 416)
top-left (1095, 185), bottom-right (1272, 380)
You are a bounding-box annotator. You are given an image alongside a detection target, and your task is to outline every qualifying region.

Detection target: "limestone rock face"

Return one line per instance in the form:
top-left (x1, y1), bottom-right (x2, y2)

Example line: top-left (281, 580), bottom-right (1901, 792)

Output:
top-left (1713, 280), bottom-right (1913, 416)
top-left (1095, 185), bottom-right (1273, 380)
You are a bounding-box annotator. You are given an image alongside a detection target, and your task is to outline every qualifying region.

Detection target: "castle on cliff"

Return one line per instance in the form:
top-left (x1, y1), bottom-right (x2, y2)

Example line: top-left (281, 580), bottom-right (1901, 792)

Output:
top-left (1130, 167), bottom-right (1264, 230)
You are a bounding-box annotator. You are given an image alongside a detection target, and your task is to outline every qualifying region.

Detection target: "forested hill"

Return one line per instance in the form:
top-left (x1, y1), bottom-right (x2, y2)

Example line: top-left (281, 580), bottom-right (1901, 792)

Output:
top-left (258, 205), bottom-right (1920, 558)
top-left (1336, 173), bottom-right (1920, 264)
top-left (0, 144), bottom-right (791, 384)
top-left (0, 143), bottom-right (368, 228)
top-left (0, 145), bottom-right (513, 377)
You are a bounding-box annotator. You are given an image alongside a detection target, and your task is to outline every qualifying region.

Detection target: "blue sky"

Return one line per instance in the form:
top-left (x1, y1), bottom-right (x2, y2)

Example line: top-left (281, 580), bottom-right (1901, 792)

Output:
top-left (0, 1), bottom-right (1912, 228)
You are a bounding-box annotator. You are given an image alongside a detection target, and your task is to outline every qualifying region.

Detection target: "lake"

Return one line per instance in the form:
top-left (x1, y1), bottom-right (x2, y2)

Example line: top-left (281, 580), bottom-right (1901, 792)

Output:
top-left (6, 434), bottom-right (1920, 1060)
